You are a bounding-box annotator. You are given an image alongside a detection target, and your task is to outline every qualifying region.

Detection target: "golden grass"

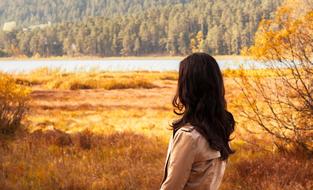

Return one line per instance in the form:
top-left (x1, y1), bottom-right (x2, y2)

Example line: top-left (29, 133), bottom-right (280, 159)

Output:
top-left (48, 77), bottom-right (157, 90)
top-left (0, 69), bottom-right (312, 190)
top-left (221, 148), bottom-right (313, 190)
top-left (13, 68), bottom-right (180, 90)
top-left (0, 130), bottom-right (167, 190)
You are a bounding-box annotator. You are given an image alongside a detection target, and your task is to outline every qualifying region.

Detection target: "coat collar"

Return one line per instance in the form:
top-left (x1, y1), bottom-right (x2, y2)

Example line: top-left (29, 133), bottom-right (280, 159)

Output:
top-left (161, 122), bottom-right (194, 184)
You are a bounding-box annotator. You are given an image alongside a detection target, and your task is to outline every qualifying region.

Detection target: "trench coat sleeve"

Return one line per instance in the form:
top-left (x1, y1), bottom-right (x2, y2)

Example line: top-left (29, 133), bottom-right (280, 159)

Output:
top-left (160, 130), bottom-right (197, 190)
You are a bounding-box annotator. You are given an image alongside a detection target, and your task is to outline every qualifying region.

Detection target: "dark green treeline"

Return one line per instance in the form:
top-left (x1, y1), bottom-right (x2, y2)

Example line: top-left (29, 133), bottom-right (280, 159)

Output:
top-left (0, 0), bottom-right (282, 57)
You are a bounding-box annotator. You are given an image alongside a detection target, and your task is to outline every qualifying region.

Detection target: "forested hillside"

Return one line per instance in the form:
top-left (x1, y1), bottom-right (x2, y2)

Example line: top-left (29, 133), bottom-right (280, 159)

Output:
top-left (0, 0), bottom-right (188, 26)
top-left (0, 0), bottom-right (282, 57)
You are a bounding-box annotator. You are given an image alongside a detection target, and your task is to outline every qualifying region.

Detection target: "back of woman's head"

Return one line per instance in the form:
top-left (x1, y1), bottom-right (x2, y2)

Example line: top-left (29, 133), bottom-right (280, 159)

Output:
top-left (172, 52), bottom-right (235, 160)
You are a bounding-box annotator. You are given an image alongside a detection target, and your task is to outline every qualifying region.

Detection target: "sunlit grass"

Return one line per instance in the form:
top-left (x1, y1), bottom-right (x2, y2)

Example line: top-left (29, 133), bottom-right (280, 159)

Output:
top-left (0, 130), bottom-right (167, 190)
top-left (14, 68), bottom-right (180, 90)
top-left (0, 69), bottom-right (312, 190)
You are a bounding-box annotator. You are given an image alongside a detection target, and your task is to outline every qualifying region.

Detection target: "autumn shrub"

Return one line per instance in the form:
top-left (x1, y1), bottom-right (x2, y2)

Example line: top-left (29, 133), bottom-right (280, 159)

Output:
top-left (0, 73), bottom-right (30, 136)
top-left (239, 1), bottom-right (313, 155)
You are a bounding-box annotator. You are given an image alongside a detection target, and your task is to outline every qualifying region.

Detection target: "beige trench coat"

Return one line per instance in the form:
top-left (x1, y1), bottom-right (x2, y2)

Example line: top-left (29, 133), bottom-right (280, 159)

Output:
top-left (160, 124), bottom-right (226, 190)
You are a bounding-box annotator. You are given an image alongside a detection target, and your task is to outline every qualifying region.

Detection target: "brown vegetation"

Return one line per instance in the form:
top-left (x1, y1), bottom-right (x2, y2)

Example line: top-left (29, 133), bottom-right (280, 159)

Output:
top-left (0, 130), bottom-right (166, 190)
top-left (0, 68), bottom-right (311, 189)
top-left (222, 152), bottom-right (313, 190)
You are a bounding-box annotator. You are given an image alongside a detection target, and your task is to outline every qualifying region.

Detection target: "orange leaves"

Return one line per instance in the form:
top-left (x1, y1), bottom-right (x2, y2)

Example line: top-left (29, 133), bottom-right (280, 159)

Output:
top-left (0, 73), bottom-right (30, 102)
top-left (0, 73), bottom-right (30, 135)
top-left (245, 1), bottom-right (313, 61)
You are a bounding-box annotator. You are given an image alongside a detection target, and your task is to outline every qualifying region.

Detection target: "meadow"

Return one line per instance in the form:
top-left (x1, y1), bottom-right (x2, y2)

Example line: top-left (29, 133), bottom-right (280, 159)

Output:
top-left (0, 69), bottom-right (312, 190)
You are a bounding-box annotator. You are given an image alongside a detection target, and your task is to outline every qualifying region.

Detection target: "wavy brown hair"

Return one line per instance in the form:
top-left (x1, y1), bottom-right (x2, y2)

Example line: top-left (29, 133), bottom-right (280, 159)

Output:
top-left (172, 53), bottom-right (235, 160)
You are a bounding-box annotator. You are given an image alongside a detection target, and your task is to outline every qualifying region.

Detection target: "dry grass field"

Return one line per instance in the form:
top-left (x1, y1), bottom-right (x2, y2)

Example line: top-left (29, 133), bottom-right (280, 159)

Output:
top-left (0, 69), bottom-right (312, 190)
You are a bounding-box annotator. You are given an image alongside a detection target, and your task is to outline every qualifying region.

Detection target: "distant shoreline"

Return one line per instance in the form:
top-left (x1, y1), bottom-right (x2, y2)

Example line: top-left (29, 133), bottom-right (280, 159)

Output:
top-left (0, 55), bottom-right (248, 61)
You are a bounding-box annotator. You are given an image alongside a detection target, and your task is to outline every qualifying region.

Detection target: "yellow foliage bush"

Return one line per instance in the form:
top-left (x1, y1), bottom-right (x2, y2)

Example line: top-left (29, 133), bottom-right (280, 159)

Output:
top-left (0, 73), bottom-right (30, 135)
top-left (247, 2), bottom-right (313, 60)
top-left (240, 0), bottom-right (313, 155)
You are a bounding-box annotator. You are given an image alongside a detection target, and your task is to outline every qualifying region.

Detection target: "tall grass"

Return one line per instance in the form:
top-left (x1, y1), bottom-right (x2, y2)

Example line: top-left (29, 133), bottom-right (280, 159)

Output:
top-left (13, 68), bottom-right (174, 90)
top-left (1, 129), bottom-right (312, 190)
top-left (1, 70), bottom-right (312, 189)
top-left (0, 130), bottom-right (166, 190)
top-left (51, 78), bottom-right (157, 90)
top-left (222, 152), bottom-right (313, 190)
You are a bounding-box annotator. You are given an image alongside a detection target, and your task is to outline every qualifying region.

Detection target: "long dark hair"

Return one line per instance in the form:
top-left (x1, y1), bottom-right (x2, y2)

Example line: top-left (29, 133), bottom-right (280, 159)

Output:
top-left (172, 52), bottom-right (235, 160)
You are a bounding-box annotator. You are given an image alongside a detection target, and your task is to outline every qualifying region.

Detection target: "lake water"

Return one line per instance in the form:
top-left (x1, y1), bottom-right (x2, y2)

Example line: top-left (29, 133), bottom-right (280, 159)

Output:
top-left (0, 58), bottom-right (264, 73)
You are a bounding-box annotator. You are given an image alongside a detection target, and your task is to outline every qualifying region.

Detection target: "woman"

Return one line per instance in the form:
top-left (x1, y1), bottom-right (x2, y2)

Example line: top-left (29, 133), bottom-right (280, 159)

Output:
top-left (160, 53), bottom-right (235, 190)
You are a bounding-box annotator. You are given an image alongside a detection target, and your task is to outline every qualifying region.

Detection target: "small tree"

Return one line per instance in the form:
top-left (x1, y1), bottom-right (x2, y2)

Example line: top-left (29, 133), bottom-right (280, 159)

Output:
top-left (0, 74), bottom-right (30, 136)
top-left (239, 1), bottom-right (313, 155)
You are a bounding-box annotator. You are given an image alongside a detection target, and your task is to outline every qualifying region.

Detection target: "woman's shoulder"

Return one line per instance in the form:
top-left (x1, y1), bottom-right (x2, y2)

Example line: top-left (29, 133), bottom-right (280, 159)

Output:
top-left (179, 123), bottom-right (194, 132)
top-left (177, 123), bottom-right (222, 160)
top-left (176, 123), bottom-right (202, 140)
